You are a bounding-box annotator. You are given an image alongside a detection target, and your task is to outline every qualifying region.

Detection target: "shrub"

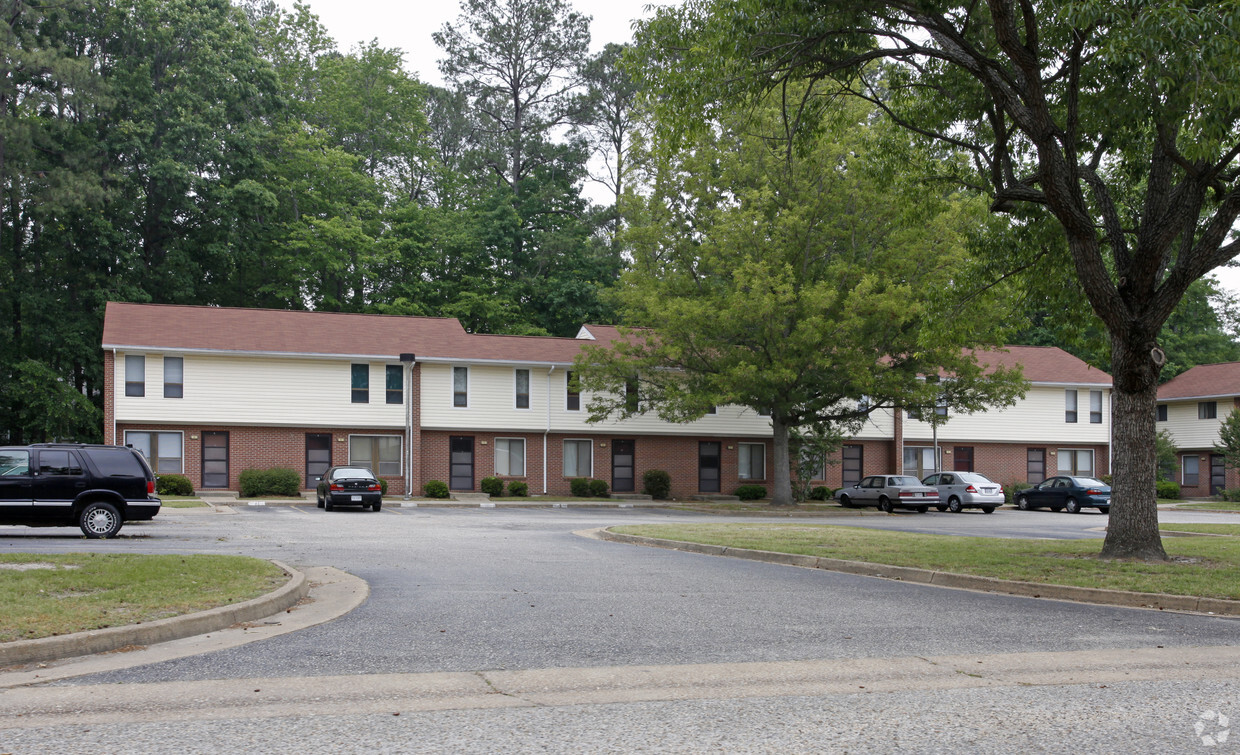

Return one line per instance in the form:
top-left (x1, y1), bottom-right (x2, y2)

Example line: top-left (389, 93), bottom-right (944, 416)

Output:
top-left (570, 478), bottom-right (592, 497)
top-left (480, 476), bottom-right (504, 496)
top-left (809, 486), bottom-right (832, 501)
top-left (1223, 488), bottom-right (1240, 502)
top-left (156, 474), bottom-right (194, 496)
top-left (1100, 475), bottom-right (1113, 485)
top-left (642, 470), bottom-right (671, 499)
top-left (379, 478), bottom-right (388, 495)
top-left (424, 480), bottom-right (450, 498)
top-left (588, 479), bottom-right (609, 497)
top-left (507, 481), bottom-right (529, 497)
top-left (1155, 480), bottom-right (1181, 500)
top-left (239, 467), bottom-right (301, 497)
top-left (735, 484), bottom-right (766, 501)
top-left (1002, 482), bottom-right (1026, 504)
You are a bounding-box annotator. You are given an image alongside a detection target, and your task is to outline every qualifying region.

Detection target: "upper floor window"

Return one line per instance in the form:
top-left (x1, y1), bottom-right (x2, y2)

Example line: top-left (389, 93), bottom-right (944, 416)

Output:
top-left (351, 364), bottom-right (369, 403)
top-left (1199, 401), bottom-right (1218, 419)
top-left (453, 366), bottom-right (469, 407)
top-left (515, 369), bottom-right (530, 409)
top-left (738, 443), bottom-right (765, 480)
top-left (624, 377), bottom-right (639, 413)
top-left (1089, 390), bottom-right (1103, 423)
top-left (386, 365), bottom-right (403, 405)
top-left (566, 371), bottom-right (580, 411)
top-left (125, 355), bottom-right (145, 397)
top-left (163, 357), bottom-right (183, 398)
top-left (1065, 389), bottom-right (1078, 423)
top-left (1156, 404), bottom-right (1168, 422)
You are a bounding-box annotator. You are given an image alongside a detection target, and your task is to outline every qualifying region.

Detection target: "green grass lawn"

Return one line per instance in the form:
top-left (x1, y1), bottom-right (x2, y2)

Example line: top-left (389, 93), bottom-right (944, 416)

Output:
top-left (159, 497), bottom-right (208, 508)
top-left (0, 553), bottom-right (288, 642)
top-left (612, 523), bottom-right (1240, 600)
top-left (1173, 501), bottom-right (1240, 511)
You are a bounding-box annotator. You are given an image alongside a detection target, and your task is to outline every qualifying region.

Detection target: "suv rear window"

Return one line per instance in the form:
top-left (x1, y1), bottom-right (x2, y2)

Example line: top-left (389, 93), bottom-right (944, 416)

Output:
top-left (86, 448), bottom-right (146, 477)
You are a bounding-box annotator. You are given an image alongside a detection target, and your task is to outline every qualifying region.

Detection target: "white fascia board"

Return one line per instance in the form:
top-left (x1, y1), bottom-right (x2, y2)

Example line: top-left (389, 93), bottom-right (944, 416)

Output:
top-left (415, 356), bottom-right (574, 368)
top-left (102, 344), bottom-right (395, 361)
top-left (1159, 393), bottom-right (1240, 402)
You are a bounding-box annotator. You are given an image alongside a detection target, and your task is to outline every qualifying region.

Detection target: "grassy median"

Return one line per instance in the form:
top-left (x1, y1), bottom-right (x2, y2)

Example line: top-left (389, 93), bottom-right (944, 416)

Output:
top-left (611, 523), bottom-right (1240, 600)
top-left (0, 553), bottom-right (288, 642)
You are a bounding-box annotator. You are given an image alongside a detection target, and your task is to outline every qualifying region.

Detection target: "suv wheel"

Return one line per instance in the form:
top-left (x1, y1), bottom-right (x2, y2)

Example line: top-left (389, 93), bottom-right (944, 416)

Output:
top-left (79, 501), bottom-right (122, 539)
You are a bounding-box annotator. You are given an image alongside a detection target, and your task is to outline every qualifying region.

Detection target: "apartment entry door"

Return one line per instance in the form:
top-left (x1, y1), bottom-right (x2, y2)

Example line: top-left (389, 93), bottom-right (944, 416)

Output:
top-left (612, 439), bottom-right (635, 493)
top-left (1211, 454), bottom-right (1227, 496)
top-left (202, 432), bottom-right (229, 489)
top-left (450, 436), bottom-right (474, 491)
top-left (699, 441), bottom-right (721, 493)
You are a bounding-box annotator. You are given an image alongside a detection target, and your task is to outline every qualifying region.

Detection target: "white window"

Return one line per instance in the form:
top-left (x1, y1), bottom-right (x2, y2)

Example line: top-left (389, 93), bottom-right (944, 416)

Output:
top-left (453, 366), bottom-right (469, 408)
top-left (563, 439), bottom-right (592, 477)
top-left (903, 446), bottom-right (937, 478)
top-left (350, 435), bottom-right (401, 476)
top-left (1183, 455), bottom-right (1200, 486)
top-left (738, 443), bottom-right (765, 479)
top-left (1057, 449), bottom-right (1094, 476)
top-left (1065, 389), bottom-right (1078, 423)
top-left (1089, 389), bottom-right (1102, 423)
top-left (125, 430), bottom-right (183, 474)
top-left (514, 369), bottom-right (530, 409)
top-left (799, 448), bottom-right (825, 481)
top-left (495, 438), bottom-right (525, 476)
top-left (163, 357), bottom-right (183, 398)
top-left (125, 355), bottom-right (145, 397)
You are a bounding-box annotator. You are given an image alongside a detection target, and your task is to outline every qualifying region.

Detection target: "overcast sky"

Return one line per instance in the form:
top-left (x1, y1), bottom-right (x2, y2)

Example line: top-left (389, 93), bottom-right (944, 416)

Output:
top-left (281, 0), bottom-right (1240, 295)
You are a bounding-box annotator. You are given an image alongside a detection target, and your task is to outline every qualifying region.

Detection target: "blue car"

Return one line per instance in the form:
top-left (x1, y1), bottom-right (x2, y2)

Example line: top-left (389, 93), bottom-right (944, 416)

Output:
top-left (1014, 476), bottom-right (1111, 514)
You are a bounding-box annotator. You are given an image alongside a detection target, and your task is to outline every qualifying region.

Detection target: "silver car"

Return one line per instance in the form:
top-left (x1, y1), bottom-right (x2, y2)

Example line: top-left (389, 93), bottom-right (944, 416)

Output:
top-left (834, 474), bottom-right (939, 513)
top-left (922, 471), bottom-right (1004, 514)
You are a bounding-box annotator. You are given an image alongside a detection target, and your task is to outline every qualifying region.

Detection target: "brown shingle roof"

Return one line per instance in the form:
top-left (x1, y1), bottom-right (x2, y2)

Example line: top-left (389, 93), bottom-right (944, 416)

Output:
top-left (970, 346), bottom-right (1111, 385)
top-left (102, 302), bottom-right (469, 358)
top-left (1159, 362), bottom-right (1240, 400)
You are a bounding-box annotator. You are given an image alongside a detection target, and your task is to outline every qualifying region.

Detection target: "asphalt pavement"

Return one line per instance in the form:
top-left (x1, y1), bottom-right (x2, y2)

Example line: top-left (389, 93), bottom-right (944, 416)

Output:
top-left (1, 503), bottom-right (1238, 753)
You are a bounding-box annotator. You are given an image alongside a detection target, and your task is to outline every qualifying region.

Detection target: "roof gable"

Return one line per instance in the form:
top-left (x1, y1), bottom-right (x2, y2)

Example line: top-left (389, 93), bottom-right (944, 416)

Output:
top-left (1159, 362), bottom-right (1240, 400)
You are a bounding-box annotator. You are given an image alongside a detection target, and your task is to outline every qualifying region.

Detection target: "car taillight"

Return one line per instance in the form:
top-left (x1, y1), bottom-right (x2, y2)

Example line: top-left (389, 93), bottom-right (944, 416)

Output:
top-left (1085, 488), bottom-right (1103, 495)
top-left (369, 484), bottom-right (381, 491)
top-left (965, 485), bottom-right (978, 493)
top-left (330, 484), bottom-right (343, 491)
top-left (147, 480), bottom-right (155, 495)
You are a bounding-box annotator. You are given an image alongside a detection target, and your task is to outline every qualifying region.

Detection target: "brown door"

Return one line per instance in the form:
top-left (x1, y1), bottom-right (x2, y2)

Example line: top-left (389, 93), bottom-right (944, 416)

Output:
top-left (612, 440), bottom-right (635, 493)
top-left (953, 447), bottom-right (974, 472)
top-left (202, 432), bottom-right (229, 489)
top-left (306, 434), bottom-right (331, 486)
top-left (699, 442), bottom-right (721, 493)
top-left (1027, 448), bottom-right (1046, 483)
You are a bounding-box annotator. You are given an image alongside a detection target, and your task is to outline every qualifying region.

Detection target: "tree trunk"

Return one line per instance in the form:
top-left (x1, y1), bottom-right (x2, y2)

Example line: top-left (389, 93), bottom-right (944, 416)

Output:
top-left (1099, 332), bottom-right (1168, 560)
top-left (770, 417), bottom-right (795, 506)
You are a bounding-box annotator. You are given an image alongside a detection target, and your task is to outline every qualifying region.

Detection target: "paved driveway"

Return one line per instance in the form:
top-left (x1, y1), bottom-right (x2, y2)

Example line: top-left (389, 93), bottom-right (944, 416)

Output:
top-left (2, 504), bottom-right (1238, 752)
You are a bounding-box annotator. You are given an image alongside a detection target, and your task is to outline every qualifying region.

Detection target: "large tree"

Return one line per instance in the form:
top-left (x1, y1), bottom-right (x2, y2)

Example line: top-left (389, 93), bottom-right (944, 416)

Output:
top-left (578, 95), bottom-right (1027, 505)
top-left (635, 0), bottom-right (1240, 558)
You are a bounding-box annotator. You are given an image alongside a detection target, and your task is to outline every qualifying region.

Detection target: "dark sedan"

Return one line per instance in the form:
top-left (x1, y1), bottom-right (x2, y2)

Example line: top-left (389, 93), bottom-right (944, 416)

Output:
top-left (316, 466), bottom-right (383, 511)
top-left (1014, 476), bottom-right (1111, 514)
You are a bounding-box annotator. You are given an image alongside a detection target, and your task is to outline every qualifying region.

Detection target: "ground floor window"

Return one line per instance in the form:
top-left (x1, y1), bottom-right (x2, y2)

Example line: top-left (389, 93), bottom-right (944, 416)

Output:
top-left (350, 435), bottom-right (401, 476)
top-left (1183, 455), bottom-right (1200, 487)
top-left (1057, 448), bottom-right (1094, 476)
top-left (903, 446), bottom-right (937, 478)
top-left (738, 443), bottom-right (765, 480)
top-left (124, 430), bottom-right (183, 474)
top-left (797, 448), bottom-right (825, 481)
top-left (563, 439), bottom-right (592, 477)
top-left (495, 438), bottom-right (526, 476)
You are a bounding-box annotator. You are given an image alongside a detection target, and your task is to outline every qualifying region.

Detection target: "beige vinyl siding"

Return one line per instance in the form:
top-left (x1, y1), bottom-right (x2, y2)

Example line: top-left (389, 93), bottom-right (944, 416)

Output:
top-left (1161, 399), bottom-right (1231, 448)
top-left (902, 385), bottom-right (1111, 444)
top-left (419, 363), bottom-right (775, 436)
top-left (113, 353), bottom-right (406, 428)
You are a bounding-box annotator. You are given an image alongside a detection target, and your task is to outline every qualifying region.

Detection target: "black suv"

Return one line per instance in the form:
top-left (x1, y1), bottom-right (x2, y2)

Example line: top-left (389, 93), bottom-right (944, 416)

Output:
top-left (0, 444), bottom-right (161, 538)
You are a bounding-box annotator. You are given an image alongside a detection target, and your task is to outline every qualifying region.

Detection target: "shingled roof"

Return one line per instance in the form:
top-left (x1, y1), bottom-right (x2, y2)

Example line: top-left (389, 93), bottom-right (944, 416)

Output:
top-left (101, 303), bottom-right (1112, 381)
top-left (1159, 362), bottom-right (1240, 400)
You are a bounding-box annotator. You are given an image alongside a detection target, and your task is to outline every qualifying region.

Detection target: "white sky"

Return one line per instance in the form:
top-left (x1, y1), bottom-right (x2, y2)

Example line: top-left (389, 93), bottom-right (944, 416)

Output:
top-left (284, 0), bottom-right (1240, 296)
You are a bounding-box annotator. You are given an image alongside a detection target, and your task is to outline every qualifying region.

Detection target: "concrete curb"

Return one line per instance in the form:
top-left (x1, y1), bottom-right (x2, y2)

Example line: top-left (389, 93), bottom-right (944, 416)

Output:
top-left (0, 560), bottom-right (309, 667)
top-left (595, 529), bottom-right (1240, 616)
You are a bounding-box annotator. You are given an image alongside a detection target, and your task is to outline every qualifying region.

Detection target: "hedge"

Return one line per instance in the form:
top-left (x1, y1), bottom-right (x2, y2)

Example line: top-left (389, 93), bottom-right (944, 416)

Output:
top-left (507, 481), bottom-right (529, 497)
top-left (643, 470), bottom-right (671, 499)
top-left (156, 474), bottom-right (194, 496)
top-left (735, 484), bottom-right (766, 501)
top-left (480, 476), bottom-right (504, 496)
top-left (239, 467), bottom-right (301, 497)
top-left (424, 480), bottom-right (450, 498)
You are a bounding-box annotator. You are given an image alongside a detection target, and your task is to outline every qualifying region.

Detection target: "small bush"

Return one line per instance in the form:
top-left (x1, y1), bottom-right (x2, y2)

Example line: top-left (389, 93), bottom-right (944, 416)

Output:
top-left (642, 470), bottom-right (671, 499)
top-left (239, 467), bottom-right (301, 497)
top-left (424, 480), bottom-right (450, 498)
top-left (156, 474), bottom-right (194, 496)
top-left (480, 476), bottom-right (504, 496)
top-left (808, 486), bottom-right (831, 501)
top-left (1155, 480), bottom-right (1181, 500)
top-left (1222, 488), bottom-right (1240, 502)
top-left (588, 479), bottom-right (609, 497)
top-left (507, 481), bottom-right (529, 497)
top-left (1002, 482), bottom-right (1026, 504)
top-left (735, 484), bottom-right (766, 501)
top-left (570, 478), bottom-right (591, 497)
top-left (379, 478), bottom-right (388, 495)
top-left (1099, 475), bottom-right (1113, 485)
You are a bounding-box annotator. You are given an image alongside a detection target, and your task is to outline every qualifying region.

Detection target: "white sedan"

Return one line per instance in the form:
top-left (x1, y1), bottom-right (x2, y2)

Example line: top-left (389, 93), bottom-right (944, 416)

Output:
top-left (921, 472), bottom-right (1005, 513)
